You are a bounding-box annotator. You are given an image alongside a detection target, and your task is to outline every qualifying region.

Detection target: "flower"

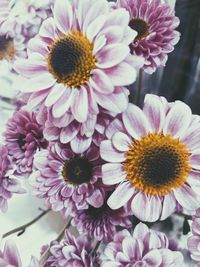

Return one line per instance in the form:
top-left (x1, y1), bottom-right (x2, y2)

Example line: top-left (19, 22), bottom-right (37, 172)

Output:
top-left (0, 145), bottom-right (25, 212)
top-left (0, 240), bottom-right (22, 267)
top-left (14, 0), bottom-right (143, 123)
top-left (36, 105), bottom-right (115, 153)
top-left (0, 0), bottom-right (53, 60)
top-left (101, 222), bottom-right (183, 266)
top-left (116, 0), bottom-right (180, 74)
top-left (187, 208), bottom-right (200, 266)
top-left (100, 94), bottom-right (200, 222)
top-left (71, 191), bottom-right (132, 242)
top-left (30, 142), bottom-right (106, 216)
top-left (43, 230), bottom-right (94, 267)
top-left (4, 110), bottom-right (48, 175)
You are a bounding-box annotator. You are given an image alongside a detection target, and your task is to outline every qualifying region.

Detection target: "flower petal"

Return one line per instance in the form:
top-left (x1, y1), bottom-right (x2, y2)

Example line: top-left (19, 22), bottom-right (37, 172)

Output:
top-left (71, 87), bottom-right (88, 123)
top-left (102, 163), bottom-right (126, 185)
top-left (53, 0), bottom-right (73, 34)
top-left (143, 94), bottom-right (165, 132)
top-left (107, 182), bottom-right (134, 209)
top-left (45, 84), bottom-right (66, 107)
top-left (90, 69), bottom-right (114, 94)
top-left (174, 184), bottom-right (200, 210)
top-left (163, 102), bottom-right (192, 138)
top-left (122, 104), bottom-right (149, 140)
top-left (112, 132), bottom-right (131, 152)
top-left (96, 44), bottom-right (130, 69)
top-left (100, 140), bottom-right (125, 163)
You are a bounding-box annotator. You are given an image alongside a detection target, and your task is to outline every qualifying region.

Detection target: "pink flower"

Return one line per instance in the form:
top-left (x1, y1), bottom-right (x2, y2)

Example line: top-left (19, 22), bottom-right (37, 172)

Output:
top-left (0, 145), bottom-right (25, 212)
top-left (36, 105), bottom-right (115, 153)
top-left (100, 94), bottom-right (200, 222)
top-left (5, 110), bottom-right (48, 175)
top-left (71, 191), bottom-right (132, 242)
top-left (43, 230), bottom-right (94, 267)
top-left (30, 143), bottom-right (106, 217)
top-left (116, 0), bottom-right (180, 74)
top-left (101, 223), bottom-right (183, 266)
top-left (188, 208), bottom-right (200, 266)
top-left (14, 0), bottom-right (143, 123)
top-left (0, 240), bottom-right (22, 267)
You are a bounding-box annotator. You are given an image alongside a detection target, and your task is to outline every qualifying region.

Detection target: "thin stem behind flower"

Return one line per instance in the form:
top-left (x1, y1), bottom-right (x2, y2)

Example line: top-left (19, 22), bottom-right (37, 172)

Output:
top-left (39, 217), bottom-right (72, 266)
top-left (134, 69), bottom-right (143, 105)
top-left (2, 209), bottom-right (51, 239)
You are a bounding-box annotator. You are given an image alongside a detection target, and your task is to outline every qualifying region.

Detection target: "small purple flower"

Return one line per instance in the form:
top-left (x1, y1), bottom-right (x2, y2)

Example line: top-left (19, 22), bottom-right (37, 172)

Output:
top-left (36, 105), bottom-right (115, 153)
top-left (101, 222), bottom-right (184, 266)
top-left (0, 240), bottom-right (22, 267)
top-left (30, 142), bottom-right (106, 217)
top-left (5, 110), bottom-right (48, 175)
top-left (116, 0), bottom-right (180, 74)
top-left (44, 230), bottom-right (94, 267)
top-left (71, 191), bottom-right (132, 242)
top-left (188, 208), bottom-right (200, 266)
top-left (0, 145), bottom-right (25, 212)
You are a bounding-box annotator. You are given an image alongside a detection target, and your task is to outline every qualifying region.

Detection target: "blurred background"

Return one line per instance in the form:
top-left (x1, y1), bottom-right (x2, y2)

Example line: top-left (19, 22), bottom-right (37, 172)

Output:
top-left (131, 0), bottom-right (200, 114)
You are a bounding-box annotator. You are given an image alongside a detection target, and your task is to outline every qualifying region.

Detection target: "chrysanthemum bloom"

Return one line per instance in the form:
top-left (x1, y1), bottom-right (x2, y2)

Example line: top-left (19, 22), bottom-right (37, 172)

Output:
top-left (5, 110), bottom-right (48, 175)
top-left (101, 222), bottom-right (183, 266)
top-left (0, 145), bottom-right (25, 212)
top-left (14, 0), bottom-right (144, 123)
top-left (116, 0), bottom-right (180, 74)
top-left (71, 191), bottom-right (132, 242)
top-left (0, 0), bottom-right (53, 60)
top-left (43, 230), bottom-right (94, 267)
top-left (36, 105), bottom-right (115, 153)
top-left (188, 208), bottom-right (200, 266)
top-left (100, 94), bottom-right (200, 222)
top-left (0, 240), bottom-right (22, 267)
top-left (30, 143), bottom-right (106, 216)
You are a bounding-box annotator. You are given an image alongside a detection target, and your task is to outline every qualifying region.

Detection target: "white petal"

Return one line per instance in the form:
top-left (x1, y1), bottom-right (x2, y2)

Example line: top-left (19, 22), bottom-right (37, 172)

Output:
top-left (112, 132), bottom-right (131, 152)
top-left (100, 140), bottom-right (125, 163)
top-left (102, 163), bottom-right (126, 185)
top-left (107, 182), bottom-right (134, 209)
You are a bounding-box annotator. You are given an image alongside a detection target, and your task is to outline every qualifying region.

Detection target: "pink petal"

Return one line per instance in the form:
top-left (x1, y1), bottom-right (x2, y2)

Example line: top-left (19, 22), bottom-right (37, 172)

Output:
top-left (106, 118), bottom-right (126, 139)
top-left (122, 104), bottom-right (149, 140)
top-left (82, 0), bottom-right (109, 33)
top-left (104, 8), bottom-right (129, 29)
top-left (112, 132), bottom-right (131, 152)
top-left (100, 140), bottom-right (125, 163)
top-left (143, 94), bottom-right (165, 132)
top-left (39, 17), bottom-right (56, 40)
top-left (107, 182), bottom-right (134, 209)
top-left (86, 15), bottom-right (107, 41)
top-left (60, 123), bottom-right (79, 144)
top-left (160, 193), bottom-right (176, 220)
top-left (87, 189), bottom-right (104, 208)
top-left (102, 163), bottom-right (126, 185)
top-left (181, 124), bottom-right (200, 151)
top-left (163, 102), bottom-right (192, 138)
top-left (95, 88), bottom-right (129, 113)
top-left (70, 135), bottom-right (92, 154)
top-left (71, 87), bottom-right (88, 123)
top-left (143, 249), bottom-right (162, 267)
top-left (17, 73), bottom-right (55, 93)
top-left (53, 0), bottom-right (73, 34)
top-left (105, 62), bottom-right (136, 86)
top-left (174, 184), bottom-right (200, 210)
top-left (96, 44), bottom-right (130, 69)
top-left (90, 69), bottom-right (114, 94)
top-left (3, 240), bottom-right (22, 267)
top-left (99, 25), bottom-right (124, 44)
top-left (190, 151), bottom-right (200, 170)
top-left (45, 84), bottom-right (66, 107)
top-left (52, 89), bottom-right (74, 118)
top-left (28, 37), bottom-right (49, 56)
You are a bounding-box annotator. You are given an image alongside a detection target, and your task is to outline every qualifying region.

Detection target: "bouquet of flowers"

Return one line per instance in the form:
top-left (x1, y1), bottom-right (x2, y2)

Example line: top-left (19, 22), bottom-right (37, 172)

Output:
top-left (0, 0), bottom-right (200, 266)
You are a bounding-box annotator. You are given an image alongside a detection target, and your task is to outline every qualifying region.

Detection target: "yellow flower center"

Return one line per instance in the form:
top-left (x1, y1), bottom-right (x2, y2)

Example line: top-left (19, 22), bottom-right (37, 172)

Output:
top-left (0, 35), bottom-right (15, 61)
top-left (123, 133), bottom-right (191, 196)
top-left (47, 31), bottom-right (96, 88)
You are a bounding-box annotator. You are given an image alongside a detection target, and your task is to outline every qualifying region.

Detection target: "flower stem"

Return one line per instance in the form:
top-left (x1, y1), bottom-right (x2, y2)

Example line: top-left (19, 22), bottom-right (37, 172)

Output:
top-left (175, 212), bottom-right (192, 220)
top-left (134, 69), bottom-right (143, 105)
top-left (91, 241), bottom-right (101, 257)
top-left (2, 209), bottom-right (51, 239)
top-left (39, 217), bottom-right (72, 266)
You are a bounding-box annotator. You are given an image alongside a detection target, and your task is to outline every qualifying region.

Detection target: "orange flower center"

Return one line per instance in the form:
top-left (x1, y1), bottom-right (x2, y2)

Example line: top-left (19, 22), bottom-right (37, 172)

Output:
top-left (123, 133), bottom-right (191, 196)
top-left (0, 35), bottom-right (15, 61)
top-left (47, 31), bottom-right (96, 88)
